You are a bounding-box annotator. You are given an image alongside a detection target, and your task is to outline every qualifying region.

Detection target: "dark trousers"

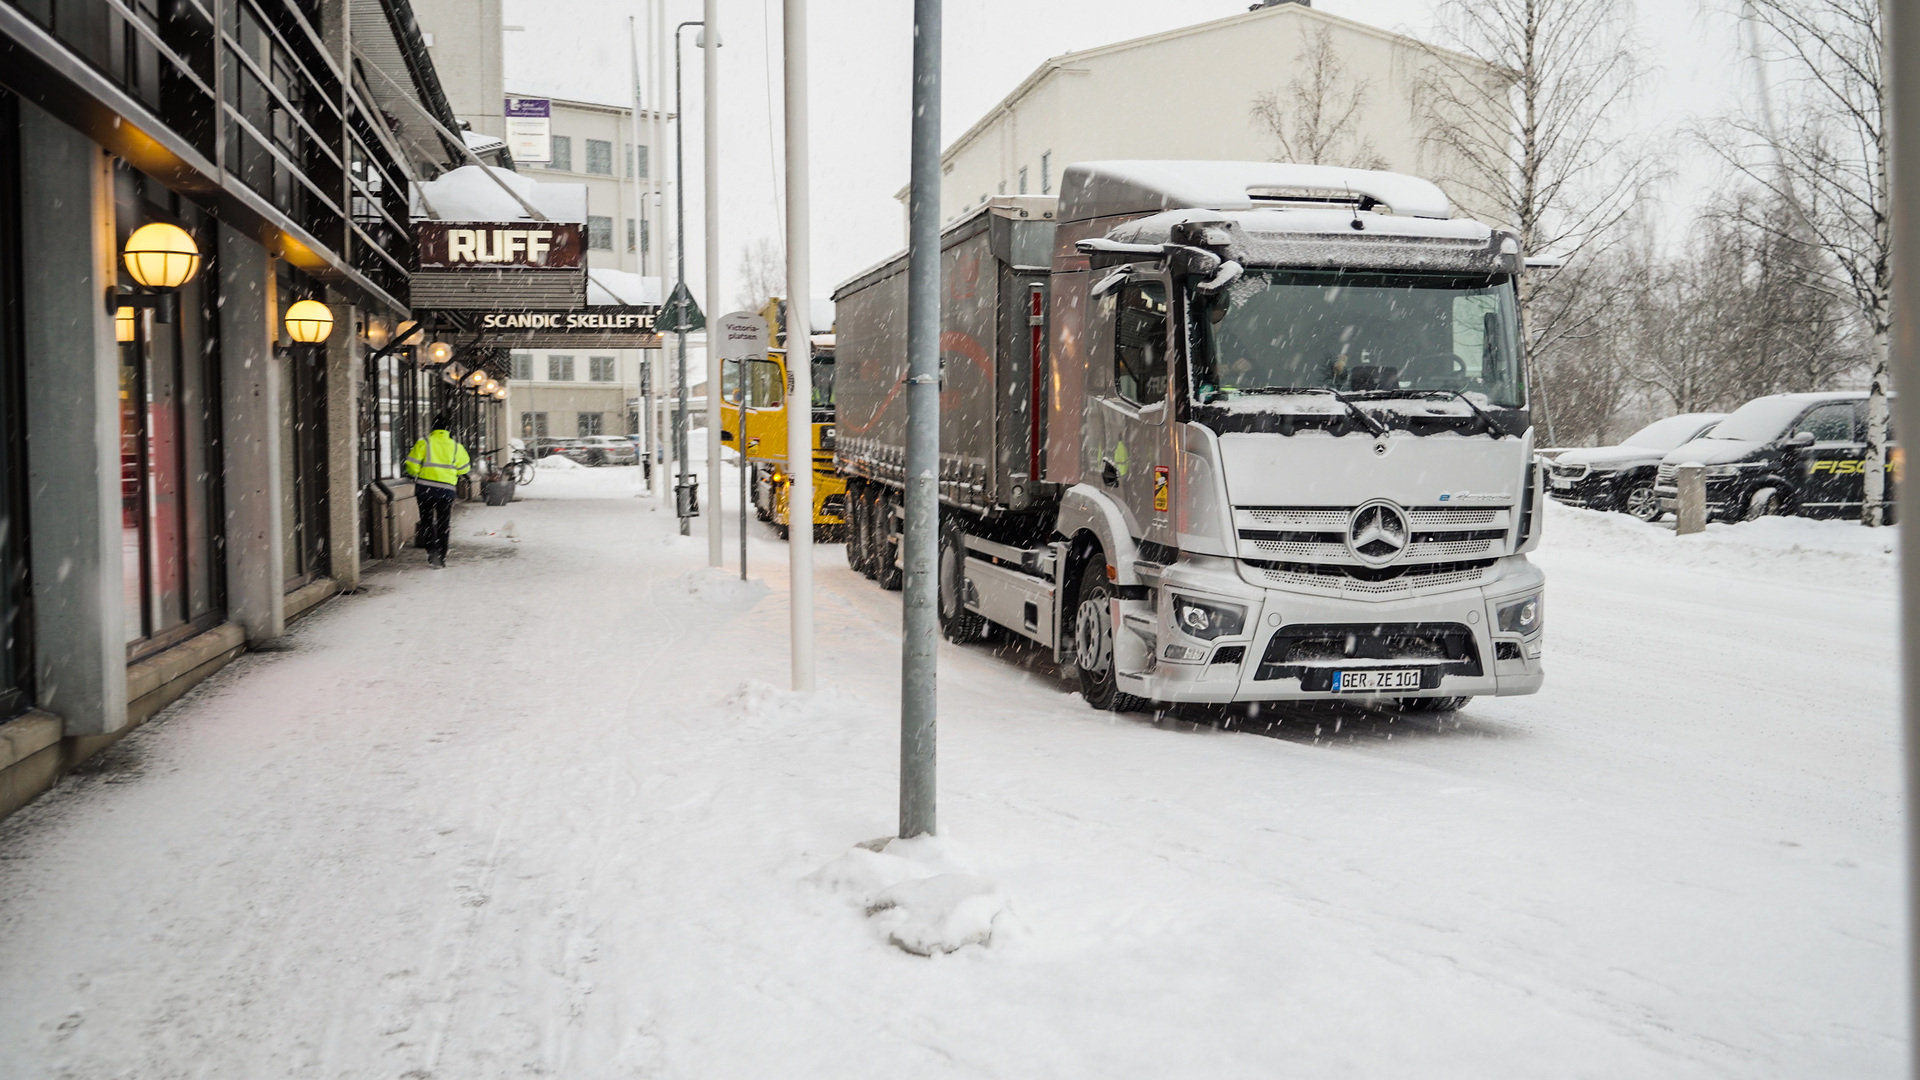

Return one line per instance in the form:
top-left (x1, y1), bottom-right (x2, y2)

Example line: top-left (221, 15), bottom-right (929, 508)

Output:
top-left (418, 486), bottom-right (455, 558)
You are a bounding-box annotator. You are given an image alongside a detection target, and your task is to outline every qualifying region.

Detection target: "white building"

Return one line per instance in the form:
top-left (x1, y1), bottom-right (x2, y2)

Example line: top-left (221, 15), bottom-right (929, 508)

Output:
top-left (905, 1), bottom-right (1509, 230)
top-left (503, 94), bottom-right (665, 441)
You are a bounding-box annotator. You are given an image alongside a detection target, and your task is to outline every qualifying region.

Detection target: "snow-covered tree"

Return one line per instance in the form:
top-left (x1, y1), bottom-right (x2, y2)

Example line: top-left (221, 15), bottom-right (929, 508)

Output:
top-left (1248, 24), bottom-right (1387, 170)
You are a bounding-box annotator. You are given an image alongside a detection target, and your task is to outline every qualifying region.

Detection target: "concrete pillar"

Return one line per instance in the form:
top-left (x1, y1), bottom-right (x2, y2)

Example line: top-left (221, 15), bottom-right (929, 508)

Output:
top-left (219, 235), bottom-right (285, 641)
top-left (325, 301), bottom-right (362, 591)
top-left (1675, 464), bottom-right (1707, 536)
top-left (19, 104), bottom-right (128, 737)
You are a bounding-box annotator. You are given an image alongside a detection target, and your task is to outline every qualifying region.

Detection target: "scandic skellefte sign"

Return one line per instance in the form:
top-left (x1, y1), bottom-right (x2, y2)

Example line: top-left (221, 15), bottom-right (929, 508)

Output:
top-left (479, 309), bottom-right (658, 331)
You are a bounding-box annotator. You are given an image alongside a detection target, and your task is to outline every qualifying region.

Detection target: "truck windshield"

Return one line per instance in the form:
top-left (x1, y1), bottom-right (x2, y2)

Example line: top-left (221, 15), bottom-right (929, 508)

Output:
top-left (1192, 270), bottom-right (1524, 409)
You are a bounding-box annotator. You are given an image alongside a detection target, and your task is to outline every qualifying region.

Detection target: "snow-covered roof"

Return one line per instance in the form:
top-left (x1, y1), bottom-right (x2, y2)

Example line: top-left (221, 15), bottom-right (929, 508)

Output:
top-left (409, 165), bottom-right (587, 222)
top-left (587, 270), bottom-right (663, 306)
top-left (462, 130), bottom-right (507, 156)
top-left (1057, 161), bottom-right (1454, 223)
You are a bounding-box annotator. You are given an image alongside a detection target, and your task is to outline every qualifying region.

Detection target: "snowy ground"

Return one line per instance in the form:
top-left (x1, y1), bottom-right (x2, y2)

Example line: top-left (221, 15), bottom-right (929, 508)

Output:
top-left (0, 460), bottom-right (1902, 1078)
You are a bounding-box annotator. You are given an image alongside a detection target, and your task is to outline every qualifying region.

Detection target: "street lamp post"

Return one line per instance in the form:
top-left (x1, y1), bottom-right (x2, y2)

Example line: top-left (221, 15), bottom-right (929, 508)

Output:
top-left (673, 19), bottom-right (702, 538)
top-left (703, 0), bottom-right (724, 570)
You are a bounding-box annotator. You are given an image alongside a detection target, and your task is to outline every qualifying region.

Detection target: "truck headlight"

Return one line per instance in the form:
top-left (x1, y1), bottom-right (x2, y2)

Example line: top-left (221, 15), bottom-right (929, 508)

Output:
top-left (1169, 594), bottom-right (1246, 641)
top-left (1497, 593), bottom-right (1542, 636)
top-left (1704, 464), bottom-right (1743, 478)
top-left (820, 424), bottom-right (836, 450)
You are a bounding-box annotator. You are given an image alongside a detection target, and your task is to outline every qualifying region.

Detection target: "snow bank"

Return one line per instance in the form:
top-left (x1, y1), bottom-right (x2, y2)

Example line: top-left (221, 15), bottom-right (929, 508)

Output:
top-left (536, 454), bottom-right (583, 470)
top-left (808, 835), bottom-right (1013, 956)
top-left (587, 269), bottom-right (663, 306)
top-left (409, 164), bottom-right (586, 222)
top-left (670, 567), bottom-right (769, 604)
top-left (1541, 501), bottom-right (1896, 592)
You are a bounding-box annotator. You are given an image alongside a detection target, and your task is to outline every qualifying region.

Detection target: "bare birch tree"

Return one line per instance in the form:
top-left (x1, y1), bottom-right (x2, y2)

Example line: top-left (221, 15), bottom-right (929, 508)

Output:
top-left (1414, 0), bottom-right (1657, 445)
top-left (734, 236), bottom-right (785, 311)
top-left (1711, 0), bottom-right (1892, 524)
top-left (1249, 24), bottom-right (1388, 170)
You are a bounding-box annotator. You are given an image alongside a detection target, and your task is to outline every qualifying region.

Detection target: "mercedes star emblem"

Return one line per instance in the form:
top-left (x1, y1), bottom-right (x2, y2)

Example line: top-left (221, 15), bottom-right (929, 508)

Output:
top-left (1347, 501), bottom-right (1410, 565)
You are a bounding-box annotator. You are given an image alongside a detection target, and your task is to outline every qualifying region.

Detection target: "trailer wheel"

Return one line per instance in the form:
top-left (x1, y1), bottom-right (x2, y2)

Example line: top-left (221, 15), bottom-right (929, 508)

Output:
top-left (938, 522), bottom-right (987, 642)
top-left (1073, 560), bottom-right (1148, 713)
top-left (753, 465), bottom-right (772, 521)
top-left (875, 494), bottom-right (903, 591)
top-left (845, 482), bottom-right (868, 570)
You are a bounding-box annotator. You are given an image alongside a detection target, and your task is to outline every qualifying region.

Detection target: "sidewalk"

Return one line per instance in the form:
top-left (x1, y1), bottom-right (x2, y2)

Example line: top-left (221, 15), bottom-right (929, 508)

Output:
top-left (0, 467), bottom-right (1903, 1079)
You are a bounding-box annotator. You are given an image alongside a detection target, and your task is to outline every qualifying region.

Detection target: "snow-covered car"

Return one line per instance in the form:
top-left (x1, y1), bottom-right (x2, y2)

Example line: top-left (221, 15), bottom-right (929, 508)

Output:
top-left (535, 437), bottom-right (583, 459)
top-left (1546, 413), bottom-right (1726, 521)
top-left (1653, 391), bottom-right (1899, 521)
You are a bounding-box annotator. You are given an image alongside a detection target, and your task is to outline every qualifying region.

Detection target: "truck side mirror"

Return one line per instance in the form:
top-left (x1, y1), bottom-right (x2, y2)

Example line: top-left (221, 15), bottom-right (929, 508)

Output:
top-left (1784, 431), bottom-right (1815, 448)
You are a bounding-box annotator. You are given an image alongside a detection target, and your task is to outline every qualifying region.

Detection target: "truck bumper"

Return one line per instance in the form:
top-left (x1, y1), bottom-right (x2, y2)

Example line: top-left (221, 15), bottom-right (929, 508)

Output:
top-left (1117, 555), bottom-right (1545, 705)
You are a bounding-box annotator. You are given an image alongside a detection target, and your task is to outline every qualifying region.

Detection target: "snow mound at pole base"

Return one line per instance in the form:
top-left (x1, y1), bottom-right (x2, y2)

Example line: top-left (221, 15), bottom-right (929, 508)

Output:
top-left (807, 835), bottom-right (1013, 956)
top-left (536, 454), bottom-right (583, 470)
top-left (672, 568), bottom-right (770, 603)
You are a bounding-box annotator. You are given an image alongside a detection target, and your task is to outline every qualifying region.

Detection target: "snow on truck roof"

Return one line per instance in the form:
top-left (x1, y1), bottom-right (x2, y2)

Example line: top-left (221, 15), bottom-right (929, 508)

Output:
top-left (1055, 161), bottom-right (1454, 223)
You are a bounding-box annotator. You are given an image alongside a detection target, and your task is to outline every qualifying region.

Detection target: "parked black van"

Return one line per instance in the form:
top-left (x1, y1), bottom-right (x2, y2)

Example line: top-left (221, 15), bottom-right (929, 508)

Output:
top-left (1653, 391), bottom-right (1898, 521)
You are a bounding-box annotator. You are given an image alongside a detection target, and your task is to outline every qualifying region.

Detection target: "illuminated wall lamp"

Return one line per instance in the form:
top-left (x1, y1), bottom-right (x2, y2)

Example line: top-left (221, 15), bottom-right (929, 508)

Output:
top-left (483, 379), bottom-right (500, 394)
top-left (467, 369), bottom-right (487, 387)
top-left (284, 299), bottom-right (335, 344)
top-left (115, 306), bottom-right (137, 343)
top-left (424, 341), bottom-right (454, 365)
top-left (108, 221), bottom-right (202, 325)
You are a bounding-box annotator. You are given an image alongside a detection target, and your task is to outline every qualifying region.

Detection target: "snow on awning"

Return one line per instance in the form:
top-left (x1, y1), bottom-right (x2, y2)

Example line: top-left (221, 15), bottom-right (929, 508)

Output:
top-left (409, 165), bottom-right (586, 223)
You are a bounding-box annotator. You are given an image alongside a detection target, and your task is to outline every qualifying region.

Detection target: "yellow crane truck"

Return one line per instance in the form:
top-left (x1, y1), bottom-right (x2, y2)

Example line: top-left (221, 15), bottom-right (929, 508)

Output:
top-left (718, 297), bottom-right (846, 538)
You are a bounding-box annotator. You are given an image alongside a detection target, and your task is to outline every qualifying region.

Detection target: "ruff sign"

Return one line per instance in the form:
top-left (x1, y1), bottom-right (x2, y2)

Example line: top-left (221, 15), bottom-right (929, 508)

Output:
top-left (411, 220), bottom-right (587, 308)
top-left (416, 221), bottom-right (582, 270)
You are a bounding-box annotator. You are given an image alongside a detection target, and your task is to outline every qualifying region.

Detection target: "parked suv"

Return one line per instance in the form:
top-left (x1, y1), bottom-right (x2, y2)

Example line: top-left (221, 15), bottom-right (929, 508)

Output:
top-left (535, 437), bottom-right (583, 460)
top-left (577, 435), bottom-right (639, 467)
top-left (1547, 412), bottom-right (1726, 521)
top-left (1654, 391), bottom-right (1898, 521)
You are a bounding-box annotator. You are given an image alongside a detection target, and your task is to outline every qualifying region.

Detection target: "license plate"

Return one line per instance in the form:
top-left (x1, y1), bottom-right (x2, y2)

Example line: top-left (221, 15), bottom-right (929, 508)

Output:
top-left (1331, 669), bottom-right (1422, 692)
top-left (1552, 477), bottom-right (1573, 490)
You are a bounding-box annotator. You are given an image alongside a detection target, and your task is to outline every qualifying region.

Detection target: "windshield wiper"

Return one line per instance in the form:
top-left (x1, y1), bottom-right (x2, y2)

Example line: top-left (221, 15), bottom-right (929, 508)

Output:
top-left (1348, 388), bottom-right (1507, 437)
top-left (1220, 386), bottom-right (1388, 437)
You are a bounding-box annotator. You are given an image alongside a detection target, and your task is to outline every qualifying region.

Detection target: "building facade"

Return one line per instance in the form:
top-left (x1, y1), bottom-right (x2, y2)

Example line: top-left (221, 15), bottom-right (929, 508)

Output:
top-left (505, 94), bottom-right (658, 443)
top-left (0, 0), bottom-right (489, 817)
top-left (907, 3), bottom-right (1510, 231)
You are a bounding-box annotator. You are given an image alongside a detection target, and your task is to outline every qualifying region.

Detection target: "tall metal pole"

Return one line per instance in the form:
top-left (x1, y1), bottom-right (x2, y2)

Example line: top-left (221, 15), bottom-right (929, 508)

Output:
top-left (629, 16), bottom-right (650, 492)
top-left (1884, 0), bottom-right (1919, 1072)
top-left (674, 21), bottom-right (700, 537)
top-left (703, 0), bottom-right (724, 568)
top-left (785, 0), bottom-right (816, 691)
top-left (652, 0), bottom-right (669, 500)
top-left (899, 0), bottom-right (940, 839)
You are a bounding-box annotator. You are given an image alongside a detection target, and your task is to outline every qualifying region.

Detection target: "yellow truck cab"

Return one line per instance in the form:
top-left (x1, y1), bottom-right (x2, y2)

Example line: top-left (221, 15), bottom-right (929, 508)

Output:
top-left (717, 299), bottom-right (846, 537)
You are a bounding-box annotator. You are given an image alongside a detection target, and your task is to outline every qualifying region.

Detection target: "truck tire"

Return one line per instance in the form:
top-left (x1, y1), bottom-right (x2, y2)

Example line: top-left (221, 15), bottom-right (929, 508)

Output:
top-left (938, 522), bottom-right (987, 642)
top-left (875, 495), bottom-right (903, 591)
top-left (845, 482), bottom-right (868, 571)
top-left (753, 465), bottom-right (772, 521)
top-left (1073, 559), bottom-right (1148, 713)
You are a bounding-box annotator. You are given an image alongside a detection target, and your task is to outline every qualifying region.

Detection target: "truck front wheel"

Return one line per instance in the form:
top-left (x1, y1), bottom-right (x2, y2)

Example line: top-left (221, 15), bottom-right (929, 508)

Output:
top-left (875, 495), bottom-right (903, 591)
top-left (1073, 560), bottom-right (1148, 713)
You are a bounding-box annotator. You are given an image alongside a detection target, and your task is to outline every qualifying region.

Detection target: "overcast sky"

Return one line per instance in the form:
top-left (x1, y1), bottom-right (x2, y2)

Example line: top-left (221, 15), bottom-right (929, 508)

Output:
top-left (499, 0), bottom-right (1752, 313)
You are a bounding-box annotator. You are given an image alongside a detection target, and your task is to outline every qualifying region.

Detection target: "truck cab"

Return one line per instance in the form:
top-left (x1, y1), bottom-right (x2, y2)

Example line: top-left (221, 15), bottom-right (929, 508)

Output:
top-left (717, 304), bottom-right (846, 536)
top-left (836, 162), bottom-right (1546, 713)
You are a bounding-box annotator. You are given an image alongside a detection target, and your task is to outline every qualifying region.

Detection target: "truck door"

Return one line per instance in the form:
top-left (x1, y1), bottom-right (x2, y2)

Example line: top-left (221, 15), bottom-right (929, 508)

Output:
top-left (1792, 401), bottom-right (1862, 514)
top-left (1093, 271), bottom-right (1174, 546)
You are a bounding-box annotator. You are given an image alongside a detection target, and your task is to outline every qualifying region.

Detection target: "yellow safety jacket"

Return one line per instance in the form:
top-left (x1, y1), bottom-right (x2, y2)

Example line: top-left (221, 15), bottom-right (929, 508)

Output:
top-left (405, 429), bottom-right (471, 490)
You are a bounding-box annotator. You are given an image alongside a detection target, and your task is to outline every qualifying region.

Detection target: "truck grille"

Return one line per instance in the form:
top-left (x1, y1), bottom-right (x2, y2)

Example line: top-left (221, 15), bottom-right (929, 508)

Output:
top-left (1250, 558), bottom-right (1494, 598)
top-left (1254, 621), bottom-right (1483, 687)
top-left (1234, 504), bottom-right (1512, 571)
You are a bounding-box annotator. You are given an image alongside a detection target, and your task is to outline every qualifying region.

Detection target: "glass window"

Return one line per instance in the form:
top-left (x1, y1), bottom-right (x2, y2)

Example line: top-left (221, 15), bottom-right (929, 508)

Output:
top-left (590, 356), bottom-right (615, 382)
top-left (812, 356), bottom-right (835, 408)
top-left (521, 411), bottom-right (549, 437)
top-left (117, 201), bottom-right (226, 653)
top-left (1795, 402), bottom-right (1857, 443)
top-left (548, 355), bottom-right (575, 381)
top-left (586, 139), bottom-right (613, 175)
top-left (1018, 167), bottom-right (1028, 195)
top-left (627, 218), bottom-right (636, 253)
top-left (577, 412), bottom-right (605, 436)
top-left (1112, 281), bottom-right (1168, 404)
top-left (629, 144), bottom-right (649, 179)
top-left (1041, 151), bottom-right (1052, 194)
top-left (511, 351), bottom-right (532, 380)
top-left (548, 135), bottom-right (573, 172)
top-left (1192, 270), bottom-right (1525, 409)
top-left (587, 215), bottom-right (613, 251)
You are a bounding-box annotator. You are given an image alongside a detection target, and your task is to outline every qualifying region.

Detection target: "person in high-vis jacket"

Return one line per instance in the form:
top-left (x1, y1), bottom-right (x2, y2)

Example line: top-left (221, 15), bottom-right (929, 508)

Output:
top-left (405, 414), bottom-right (471, 568)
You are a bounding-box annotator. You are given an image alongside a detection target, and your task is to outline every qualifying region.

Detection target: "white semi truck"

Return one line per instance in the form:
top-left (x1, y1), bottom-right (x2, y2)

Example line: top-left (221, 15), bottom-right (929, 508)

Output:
top-left (833, 161), bottom-right (1544, 713)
